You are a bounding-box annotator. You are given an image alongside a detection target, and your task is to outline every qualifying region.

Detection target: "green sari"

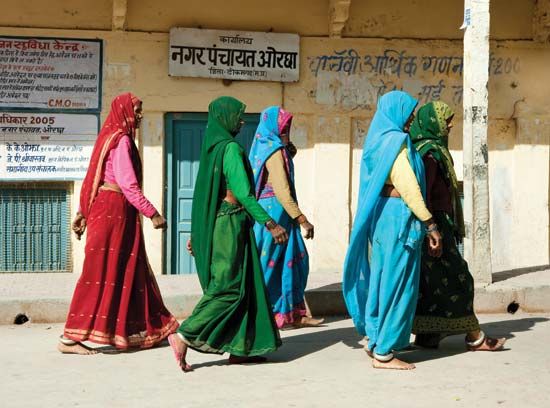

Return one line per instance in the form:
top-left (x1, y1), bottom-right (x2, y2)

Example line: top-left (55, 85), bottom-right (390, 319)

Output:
top-left (177, 96), bottom-right (281, 356)
top-left (410, 101), bottom-right (480, 339)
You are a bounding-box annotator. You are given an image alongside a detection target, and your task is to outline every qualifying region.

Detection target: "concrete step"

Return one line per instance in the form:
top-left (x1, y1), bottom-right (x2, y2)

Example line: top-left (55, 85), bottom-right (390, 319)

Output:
top-left (1, 269), bottom-right (549, 325)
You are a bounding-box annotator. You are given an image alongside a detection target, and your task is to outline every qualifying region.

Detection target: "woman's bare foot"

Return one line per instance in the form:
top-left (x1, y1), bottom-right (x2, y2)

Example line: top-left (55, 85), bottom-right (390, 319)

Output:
top-left (467, 336), bottom-right (506, 352)
top-left (228, 355), bottom-right (267, 365)
top-left (372, 357), bottom-right (415, 370)
top-left (57, 341), bottom-right (99, 355)
top-left (168, 334), bottom-right (193, 372)
top-left (293, 316), bottom-right (325, 328)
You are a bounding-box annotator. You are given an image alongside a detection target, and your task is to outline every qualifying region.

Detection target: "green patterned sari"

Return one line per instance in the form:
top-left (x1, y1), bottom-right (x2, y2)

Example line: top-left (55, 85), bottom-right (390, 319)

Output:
top-left (177, 97), bottom-right (281, 356)
top-left (410, 102), bottom-right (480, 339)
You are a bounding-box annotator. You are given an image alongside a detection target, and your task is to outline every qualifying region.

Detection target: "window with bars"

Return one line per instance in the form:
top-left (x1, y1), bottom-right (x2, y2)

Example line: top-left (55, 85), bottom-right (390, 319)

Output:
top-left (0, 187), bottom-right (71, 272)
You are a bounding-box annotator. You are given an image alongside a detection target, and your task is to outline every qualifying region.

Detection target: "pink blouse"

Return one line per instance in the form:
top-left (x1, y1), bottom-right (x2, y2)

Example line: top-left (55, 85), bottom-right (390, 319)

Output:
top-left (102, 136), bottom-right (158, 218)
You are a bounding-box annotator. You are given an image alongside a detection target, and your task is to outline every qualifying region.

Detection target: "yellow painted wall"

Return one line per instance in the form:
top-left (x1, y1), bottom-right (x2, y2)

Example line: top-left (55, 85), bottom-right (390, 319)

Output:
top-left (344, 0), bottom-right (534, 40)
top-left (2, 0), bottom-right (536, 40)
top-left (0, 0), bottom-right (112, 30)
top-left (1, 0), bottom-right (548, 279)
top-left (287, 37), bottom-right (549, 274)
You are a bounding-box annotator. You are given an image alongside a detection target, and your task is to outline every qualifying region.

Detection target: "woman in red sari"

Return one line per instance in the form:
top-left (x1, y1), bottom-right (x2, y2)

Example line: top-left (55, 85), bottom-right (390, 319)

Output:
top-left (58, 93), bottom-right (178, 354)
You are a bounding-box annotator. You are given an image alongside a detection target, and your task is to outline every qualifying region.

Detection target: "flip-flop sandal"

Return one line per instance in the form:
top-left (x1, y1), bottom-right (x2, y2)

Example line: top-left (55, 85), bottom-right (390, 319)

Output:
top-left (467, 336), bottom-right (506, 352)
top-left (168, 334), bottom-right (193, 372)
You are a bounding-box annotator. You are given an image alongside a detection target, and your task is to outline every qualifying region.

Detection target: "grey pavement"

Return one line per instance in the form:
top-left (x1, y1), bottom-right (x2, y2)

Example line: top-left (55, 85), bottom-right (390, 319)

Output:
top-left (1, 313), bottom-right (549, 408)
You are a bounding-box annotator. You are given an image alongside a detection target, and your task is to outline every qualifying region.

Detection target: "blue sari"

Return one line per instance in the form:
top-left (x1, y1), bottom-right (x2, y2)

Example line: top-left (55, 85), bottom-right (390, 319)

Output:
top-left (343, 91), bottom-right (426, 357)
top-left (249, 106), bottom-right (309, 328)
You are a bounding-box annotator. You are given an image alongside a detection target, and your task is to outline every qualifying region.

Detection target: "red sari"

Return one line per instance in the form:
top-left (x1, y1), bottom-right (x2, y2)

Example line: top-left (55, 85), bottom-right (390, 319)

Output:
top-left (63, 93), bottom-right (178, 349)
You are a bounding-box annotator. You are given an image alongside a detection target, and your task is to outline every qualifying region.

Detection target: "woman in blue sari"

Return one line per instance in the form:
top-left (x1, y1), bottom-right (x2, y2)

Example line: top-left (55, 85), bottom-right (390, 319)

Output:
top-left (249, 106), bottom-right (323, 329)
top-left (343, 91), bottom-right (443, 370)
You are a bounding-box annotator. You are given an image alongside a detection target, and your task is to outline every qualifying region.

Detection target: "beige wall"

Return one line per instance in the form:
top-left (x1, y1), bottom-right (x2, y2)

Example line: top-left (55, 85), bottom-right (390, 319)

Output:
top-left (344, 0), bottom-right (535, 40)
top-left (1, 0), bottom-right (548, 278)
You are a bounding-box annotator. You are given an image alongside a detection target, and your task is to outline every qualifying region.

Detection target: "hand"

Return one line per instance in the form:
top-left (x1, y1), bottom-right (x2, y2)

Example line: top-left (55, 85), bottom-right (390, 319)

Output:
top-left (151, 213), bottom-right (167, 230)
top-left (72, 213), bottom-right (86, 240)
top-left (186, 238), bottom-right (194, 257)
top-left (287, 142), bottom-right (297, 158)
top-left (427, 226), bottom-right (443, 258)
top-left (267, 222), bottom-right (288, 245)
top-left (297, 215), bottom-right (314, 239)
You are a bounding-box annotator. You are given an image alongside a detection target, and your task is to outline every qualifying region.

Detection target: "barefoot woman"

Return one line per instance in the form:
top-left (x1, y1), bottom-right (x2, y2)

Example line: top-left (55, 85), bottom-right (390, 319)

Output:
top-left (168, 97), bottom-right (286, 371)
top-left (248, 106), bottom-right (323, 329)
top-left (343, 91), bottom-right (443, 370)
top-left (410, 101), bottom-right (506, 351)
top-left (59, 93), bottom-right (178, 354)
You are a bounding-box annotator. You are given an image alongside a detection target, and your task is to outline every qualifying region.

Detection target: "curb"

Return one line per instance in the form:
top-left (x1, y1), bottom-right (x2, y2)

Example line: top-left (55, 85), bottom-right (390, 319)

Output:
top-left (3, 283), bottom-right (549, 325)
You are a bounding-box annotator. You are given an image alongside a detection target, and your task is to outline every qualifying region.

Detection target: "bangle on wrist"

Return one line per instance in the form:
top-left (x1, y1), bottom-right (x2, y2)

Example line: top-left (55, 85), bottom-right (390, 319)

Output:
top-left (296, 214), bottom-right (307, 224)
top-left (426, 223), bottom-right (438, 233)
top-left (265, 220), bottom-right (276, 230)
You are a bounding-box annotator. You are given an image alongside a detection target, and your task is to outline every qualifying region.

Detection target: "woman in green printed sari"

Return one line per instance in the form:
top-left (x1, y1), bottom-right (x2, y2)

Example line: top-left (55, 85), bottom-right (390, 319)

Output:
top-left (410, 101), bottom-right (506, 351)
top-left (168, 96), bottom-right (287, 371)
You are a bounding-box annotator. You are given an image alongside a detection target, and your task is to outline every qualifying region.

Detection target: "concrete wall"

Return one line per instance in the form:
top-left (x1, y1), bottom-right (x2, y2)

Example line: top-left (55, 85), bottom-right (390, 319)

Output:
top-left (1, 0), bottom-right (548, 280)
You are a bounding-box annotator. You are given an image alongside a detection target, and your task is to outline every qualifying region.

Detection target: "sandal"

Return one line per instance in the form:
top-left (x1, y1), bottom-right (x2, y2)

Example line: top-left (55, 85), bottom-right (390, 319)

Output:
top-left (466, 331), bottom-right (506, 352)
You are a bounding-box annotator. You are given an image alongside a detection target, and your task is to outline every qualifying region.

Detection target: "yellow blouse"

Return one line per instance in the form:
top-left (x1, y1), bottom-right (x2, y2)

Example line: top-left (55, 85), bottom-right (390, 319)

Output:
top-left (265, 150), bottom-right (303, 219)
top-left (386, 146), bottom-right (432, 222)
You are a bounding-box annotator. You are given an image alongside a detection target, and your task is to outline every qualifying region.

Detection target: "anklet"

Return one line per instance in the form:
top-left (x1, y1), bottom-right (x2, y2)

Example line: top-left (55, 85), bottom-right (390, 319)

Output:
top-left (373, 351), bottom-right (394, 362)
top-left (59, 335), bottom-right (78, 346)
top-left (466, 331), bottom-right (486, 347)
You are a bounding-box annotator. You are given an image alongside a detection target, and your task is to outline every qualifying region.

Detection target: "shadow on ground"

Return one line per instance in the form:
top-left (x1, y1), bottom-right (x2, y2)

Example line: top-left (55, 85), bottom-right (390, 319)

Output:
top-left (128, 315), bottom-right (549, 369)
top-left (399, 316), bottom-right (549, 364)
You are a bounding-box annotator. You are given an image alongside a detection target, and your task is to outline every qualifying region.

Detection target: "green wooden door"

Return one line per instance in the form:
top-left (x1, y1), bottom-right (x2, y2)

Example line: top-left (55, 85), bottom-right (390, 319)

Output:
top-left (0, 187), bottom-right (70, 272)
top-left (165, 113), bottom-right (259, 274)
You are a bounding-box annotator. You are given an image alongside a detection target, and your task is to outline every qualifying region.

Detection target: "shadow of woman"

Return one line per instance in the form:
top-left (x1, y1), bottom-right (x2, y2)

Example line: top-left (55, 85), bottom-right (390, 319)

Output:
top-left (399, 316), bottom-right (549, 364)
top-left (268, 324), bottom-right (364, 363)
top-left (181, 322), bottom-right (364, 369)
top-left (95, 339), bottom-right (171, 355)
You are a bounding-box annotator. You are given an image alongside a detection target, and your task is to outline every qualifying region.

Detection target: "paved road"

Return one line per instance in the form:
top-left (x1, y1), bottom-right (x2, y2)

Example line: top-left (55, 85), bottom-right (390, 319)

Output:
top-left (1, 313), bottom-right (549, 408)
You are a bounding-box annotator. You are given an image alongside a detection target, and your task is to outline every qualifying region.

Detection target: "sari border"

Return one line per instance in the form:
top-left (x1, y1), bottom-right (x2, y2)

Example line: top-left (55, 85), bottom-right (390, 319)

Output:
top-left (63, 316), bottom-right (179, 349)
top-left (274, 302), bottom-right (307, 329)
top-left (412, 314), bottom-right (480, 335)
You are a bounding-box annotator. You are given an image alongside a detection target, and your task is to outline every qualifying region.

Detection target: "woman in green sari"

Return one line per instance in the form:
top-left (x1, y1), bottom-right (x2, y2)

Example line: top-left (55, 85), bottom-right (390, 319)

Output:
top-left (168, 96), bottom-right (287, 371)
top-left (410, 101), bottom-right (505, 351)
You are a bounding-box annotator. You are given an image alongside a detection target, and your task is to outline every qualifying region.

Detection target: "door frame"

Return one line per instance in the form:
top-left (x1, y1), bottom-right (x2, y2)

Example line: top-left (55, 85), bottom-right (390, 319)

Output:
top-left (163, 112), bottom-right (260, 275)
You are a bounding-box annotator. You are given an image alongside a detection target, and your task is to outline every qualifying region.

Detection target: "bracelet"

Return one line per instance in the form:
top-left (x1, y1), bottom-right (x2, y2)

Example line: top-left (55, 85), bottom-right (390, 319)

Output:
top-left (426, 223), bottom-right (438, 233)
top-left (265, 220), bottom-right (277, 230)
top-left (296, 214), bottom-right (307, 225)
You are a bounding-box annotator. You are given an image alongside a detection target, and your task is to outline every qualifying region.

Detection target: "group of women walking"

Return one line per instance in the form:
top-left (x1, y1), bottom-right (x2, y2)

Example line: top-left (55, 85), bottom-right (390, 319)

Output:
top-left (57, 90), bottom-right (505, 371)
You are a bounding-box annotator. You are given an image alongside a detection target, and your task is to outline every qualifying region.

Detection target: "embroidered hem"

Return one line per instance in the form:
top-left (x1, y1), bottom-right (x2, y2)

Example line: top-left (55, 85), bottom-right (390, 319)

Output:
top-left (63, 316), bottom-right (179, 349)
top-left (180, 335), bottom-right (281, 357)
top-left (412, 314), bottom-right (480, 335)
top-left (274, 302), bottom-right (307, 329)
